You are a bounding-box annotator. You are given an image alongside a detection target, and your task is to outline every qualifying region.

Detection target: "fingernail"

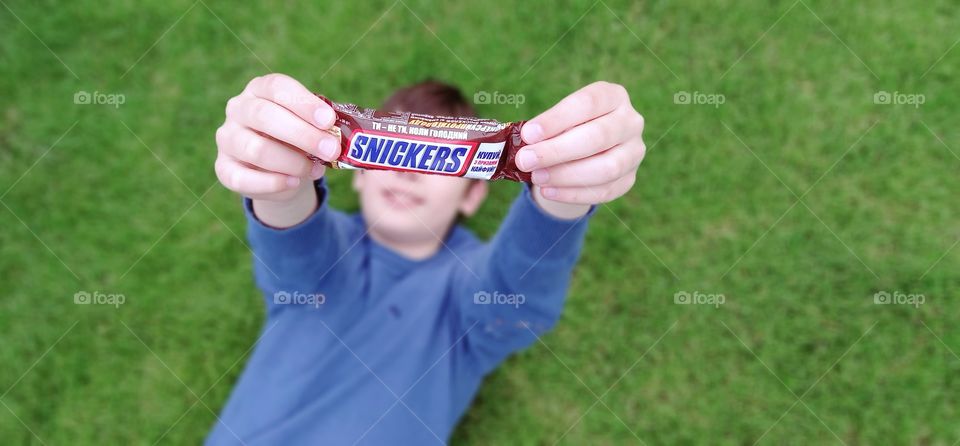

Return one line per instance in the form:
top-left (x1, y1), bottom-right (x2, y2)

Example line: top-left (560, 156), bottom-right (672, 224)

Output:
top-left (286, 176), bottom-right (301, 188)
top-left (311, 163), bottom-right (324, 179)
top-left (541, 187), bottom-right (557, 198)
top-left (522, 122), bottom-right (543, 144)
top-left (314, 106), bottom-right (335, 127)
top-left (516, 149), bottom-right (538, 171)
top-left (531, 169), bottom-right (549, 185)
top-left (318, 138), bottom-right (338, 160)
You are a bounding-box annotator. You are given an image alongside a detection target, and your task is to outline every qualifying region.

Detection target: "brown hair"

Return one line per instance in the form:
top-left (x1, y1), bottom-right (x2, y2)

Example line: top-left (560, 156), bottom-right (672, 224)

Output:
top-left (382, 80), bottom-right (476, 118)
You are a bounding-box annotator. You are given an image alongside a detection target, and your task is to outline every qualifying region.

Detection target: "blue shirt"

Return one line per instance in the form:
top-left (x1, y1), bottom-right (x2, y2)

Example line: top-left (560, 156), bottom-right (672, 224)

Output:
top-left (206, 179), bottom-right (593, 445)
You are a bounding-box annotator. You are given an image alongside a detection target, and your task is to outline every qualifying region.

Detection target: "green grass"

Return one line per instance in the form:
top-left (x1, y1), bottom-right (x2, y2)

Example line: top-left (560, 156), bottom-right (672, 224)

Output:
top-left (1, 0), bottom-right (958, 444)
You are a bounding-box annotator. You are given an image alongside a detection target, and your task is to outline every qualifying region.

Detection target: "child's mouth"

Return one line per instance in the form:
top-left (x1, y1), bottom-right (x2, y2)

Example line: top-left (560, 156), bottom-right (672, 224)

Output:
top-left (382, 188), bottom-right (425, 209)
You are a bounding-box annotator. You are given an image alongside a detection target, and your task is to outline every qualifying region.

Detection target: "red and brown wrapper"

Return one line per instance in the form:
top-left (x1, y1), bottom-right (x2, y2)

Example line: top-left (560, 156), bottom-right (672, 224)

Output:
top-left (314, 95), bottom-right (531, 182)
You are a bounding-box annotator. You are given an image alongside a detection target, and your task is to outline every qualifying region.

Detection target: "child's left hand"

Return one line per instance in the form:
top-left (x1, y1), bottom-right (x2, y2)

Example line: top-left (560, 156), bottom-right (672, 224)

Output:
top-left (517, 81), bottom-right (645, 205)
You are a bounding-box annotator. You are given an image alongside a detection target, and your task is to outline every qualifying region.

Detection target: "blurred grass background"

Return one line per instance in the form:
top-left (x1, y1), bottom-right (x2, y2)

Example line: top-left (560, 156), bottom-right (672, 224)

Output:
top-left (1, 0), bottom-right (958, 444)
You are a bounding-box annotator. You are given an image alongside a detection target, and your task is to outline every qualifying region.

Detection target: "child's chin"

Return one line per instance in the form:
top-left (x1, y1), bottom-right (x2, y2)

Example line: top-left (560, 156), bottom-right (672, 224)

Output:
top-left (375, 219), bottom-right (433, 241)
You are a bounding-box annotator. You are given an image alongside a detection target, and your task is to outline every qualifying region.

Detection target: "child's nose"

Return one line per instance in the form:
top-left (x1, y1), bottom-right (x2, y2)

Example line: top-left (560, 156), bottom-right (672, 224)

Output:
top-left (395, 171), bottom-right (419, 182)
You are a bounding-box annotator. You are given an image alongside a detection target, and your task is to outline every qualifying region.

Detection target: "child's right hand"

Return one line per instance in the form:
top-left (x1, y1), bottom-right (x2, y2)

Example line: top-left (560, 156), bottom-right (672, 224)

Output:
top-left (215, 73), bottom-right (341, 202)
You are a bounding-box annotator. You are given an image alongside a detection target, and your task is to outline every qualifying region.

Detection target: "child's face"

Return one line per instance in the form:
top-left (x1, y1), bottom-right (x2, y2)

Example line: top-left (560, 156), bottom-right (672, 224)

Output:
top-left (353, 170), bottom-right (487, 247)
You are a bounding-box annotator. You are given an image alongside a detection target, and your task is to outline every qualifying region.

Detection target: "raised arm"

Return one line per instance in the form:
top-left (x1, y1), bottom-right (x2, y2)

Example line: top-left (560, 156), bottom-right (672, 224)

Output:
top-left (455, 81), bottom-right (646, 373)
top-left (214, 74), bottom-right (353, 310)
top-left (454, 184), bottom-right (595, 374)
top-left (241, 179), bottom-right (361, 313)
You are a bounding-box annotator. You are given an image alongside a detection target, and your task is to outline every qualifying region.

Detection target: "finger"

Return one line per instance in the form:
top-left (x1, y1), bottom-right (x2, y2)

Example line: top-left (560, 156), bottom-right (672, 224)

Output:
top-left (226, 96), bottom-right (340, 161)
top-left (218, 123), bottom-right (316, 178)
top-left (530, 141), bottom-right (644, 187)
top-left (215, 155), bottom-right (300, 195)
top-left (539, 173), bottom-right (636, 205)
top-left (521, 81), bottom-right (629, 144)
top-left (243, 74), bottom-right (337, 129)
top-left (516, 106), bottom-right (639, 171)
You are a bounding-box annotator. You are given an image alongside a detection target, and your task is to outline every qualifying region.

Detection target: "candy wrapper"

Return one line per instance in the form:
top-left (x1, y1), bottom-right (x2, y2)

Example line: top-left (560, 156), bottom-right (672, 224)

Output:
top-left (314, 95), bottom-right (531, 182)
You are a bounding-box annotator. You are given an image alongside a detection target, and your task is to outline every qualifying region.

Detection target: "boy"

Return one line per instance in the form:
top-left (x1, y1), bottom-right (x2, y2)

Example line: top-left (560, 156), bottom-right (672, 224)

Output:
top-left (209, 74), bottom-right (646, 444)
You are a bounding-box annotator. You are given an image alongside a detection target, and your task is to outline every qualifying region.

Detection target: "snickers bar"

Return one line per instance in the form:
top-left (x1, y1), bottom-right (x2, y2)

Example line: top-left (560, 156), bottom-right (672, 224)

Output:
top-left (315, 95), bottom-right (531, 182)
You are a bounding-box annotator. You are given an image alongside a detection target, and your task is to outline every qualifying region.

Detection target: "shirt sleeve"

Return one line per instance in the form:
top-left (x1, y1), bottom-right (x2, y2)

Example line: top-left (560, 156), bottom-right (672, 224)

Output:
top-left (454, 184), bottom-right (596, 375)
top-left (243, 178), bottom-right (359, 313)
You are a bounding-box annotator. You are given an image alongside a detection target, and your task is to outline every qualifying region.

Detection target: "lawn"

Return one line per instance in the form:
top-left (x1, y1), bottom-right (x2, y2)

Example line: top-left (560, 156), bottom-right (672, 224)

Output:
top-left (1, 0), bottom-right (958, 444)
